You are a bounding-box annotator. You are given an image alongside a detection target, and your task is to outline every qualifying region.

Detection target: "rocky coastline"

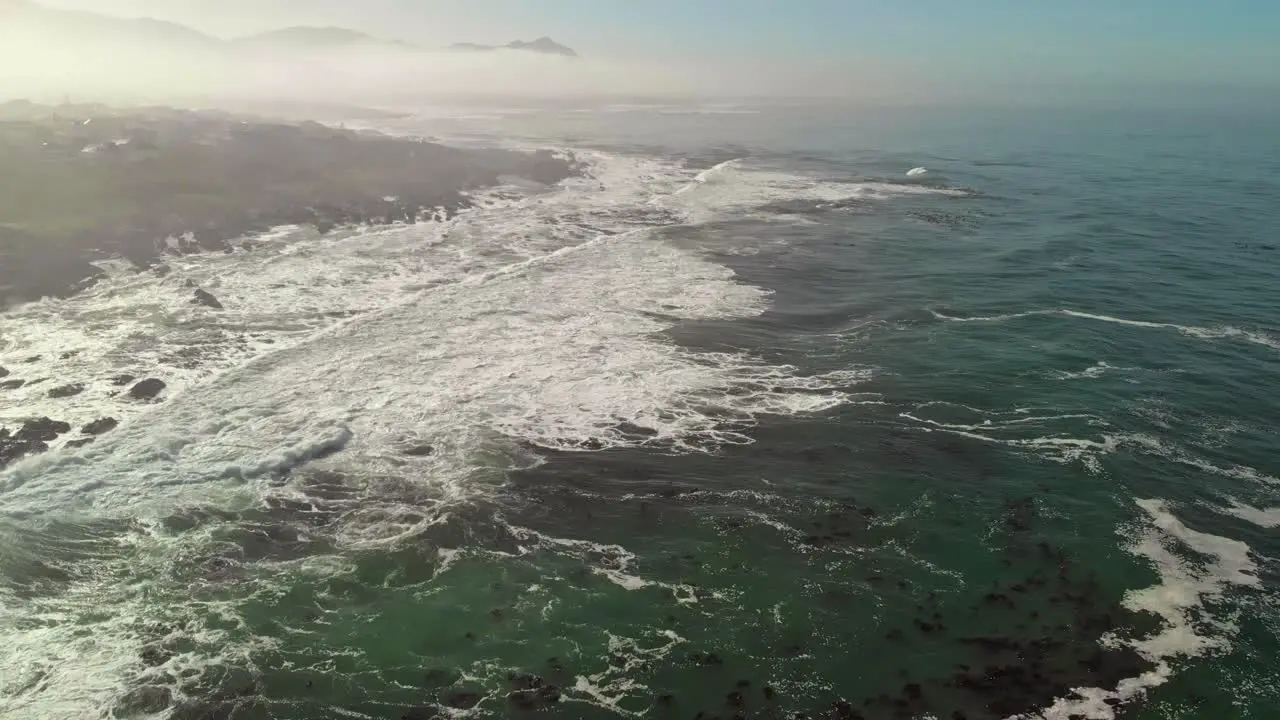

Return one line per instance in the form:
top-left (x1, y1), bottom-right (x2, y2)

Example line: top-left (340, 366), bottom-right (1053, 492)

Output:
top-left (0, 100), bottom-right (580, 470)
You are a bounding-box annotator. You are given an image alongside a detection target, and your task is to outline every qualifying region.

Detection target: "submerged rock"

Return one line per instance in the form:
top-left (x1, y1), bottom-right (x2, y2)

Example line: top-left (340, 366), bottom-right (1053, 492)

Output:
top-left (192, 288), bottom-right (223, 309)
top-left (0, 366), bottom-right (7, 378)
top-left (110, 374), bottom-right (137, 386)
top-left (82, 417), bottom-right (119, 435)
top-left (129, 378), bottom-right (167, 401)
top-left (48, 383), bottom-right (85, 399)
top-left (115, 685), bottom-right (174, 715)
top-left (0, 379), bottom-right (23, 390)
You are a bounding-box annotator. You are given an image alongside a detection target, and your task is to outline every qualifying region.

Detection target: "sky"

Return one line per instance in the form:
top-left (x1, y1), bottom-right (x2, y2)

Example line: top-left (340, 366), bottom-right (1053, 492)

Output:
top-left (24, 0), bottom-right (1280, 101)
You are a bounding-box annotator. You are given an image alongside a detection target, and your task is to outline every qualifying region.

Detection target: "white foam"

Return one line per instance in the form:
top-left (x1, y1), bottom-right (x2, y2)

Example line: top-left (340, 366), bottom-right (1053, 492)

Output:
top-left (1050, 361), bottom-right (1119, 380)
top-left (666, 158), bottom-right (969, 224)
top-left (1022, 499), bottom-right (1260, 720)
top-left (930, 309), bottom-right (1280, 352)
top-left (0, 146), bottom-right (872, 715)
top-left (898, 409), bottom-right (1141, 473)
top-left (1221, 499), bottom-right (1280, 528)
top-left (504, 524), bottom-right (698, 604)
top-left (906, 167), bottom-right (929, 176)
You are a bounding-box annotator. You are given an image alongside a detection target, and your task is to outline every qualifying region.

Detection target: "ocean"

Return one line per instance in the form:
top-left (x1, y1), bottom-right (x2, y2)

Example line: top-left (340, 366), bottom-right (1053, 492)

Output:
top-left (1, 101), bottom-right (1277, 719)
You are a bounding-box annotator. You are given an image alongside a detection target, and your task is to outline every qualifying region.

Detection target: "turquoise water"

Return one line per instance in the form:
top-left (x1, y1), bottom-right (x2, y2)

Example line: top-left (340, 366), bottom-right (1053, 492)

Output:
top-left (1, 104), bottom-right (1277, 719)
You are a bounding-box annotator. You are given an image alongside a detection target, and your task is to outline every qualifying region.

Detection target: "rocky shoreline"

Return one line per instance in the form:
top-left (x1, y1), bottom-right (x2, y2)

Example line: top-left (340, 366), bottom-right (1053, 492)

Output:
top-left (0, 100), bottom-right (579, 307)
top-left (0, 100), bottom-right (581, 470)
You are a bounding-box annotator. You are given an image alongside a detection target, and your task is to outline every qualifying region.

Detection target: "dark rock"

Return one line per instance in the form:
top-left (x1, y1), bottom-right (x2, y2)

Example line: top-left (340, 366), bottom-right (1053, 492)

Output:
top-left (1, 379), bottom-right (23, 390)
top-left (110, 374), bottom-right (137, 386)
top-left (828, 699), bottom-right (860, 719)
top-left (21, 417), bottom-right (72, 442)
top-left (192, 288), bottom-right (223, 309)
top-left (116, 685), bottom-right (174, 715)
top-left (399, 707), bottom-right (440, 720)
top-left (507, 673), bottom-right (544, 692)
top-left (83, 417), bottom-right (119, 435)
top-left (66, 438), bottom-right (95, 449)
top-left (0, 366), bottom-right (7, 378)
top-left (403, 444), bottom-right (435, 457)
top-left (690, 651), bottom-right (725, 667)
top-left (1, 418), bottom-right (75, 468)
top-left (129, 378), bottom-right (167, 401)
top-left (48, 383), bottom-right (85, 398)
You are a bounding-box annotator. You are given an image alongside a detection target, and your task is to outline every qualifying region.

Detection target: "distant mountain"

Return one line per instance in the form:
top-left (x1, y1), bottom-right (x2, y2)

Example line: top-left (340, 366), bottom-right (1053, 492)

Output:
top-left (2, 2), bottom-right (577, 57)
top-left (234, 26), bottom-right (415, 51)
top-left (2, 0), bottom-right (219, 48)
top-left (450, 37), bottom-right (579, 58)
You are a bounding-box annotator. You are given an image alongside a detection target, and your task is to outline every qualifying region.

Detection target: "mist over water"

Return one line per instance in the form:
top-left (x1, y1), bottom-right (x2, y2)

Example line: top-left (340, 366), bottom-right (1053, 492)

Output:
top-left (2, 3), bottom-right (1280, 718)
top-left (0, 4), bottom-right (898, 105)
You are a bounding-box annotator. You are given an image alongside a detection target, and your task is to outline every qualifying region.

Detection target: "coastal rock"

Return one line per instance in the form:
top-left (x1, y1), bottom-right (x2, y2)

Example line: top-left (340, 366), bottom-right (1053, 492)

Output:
top-left (1, 379), bottom-right (23, 390)
top-left (129, 378), bottom-right (167, 401)
top-left (403, 444), bottom-right (435, 457)
top-left (83, 417), bottom-right (119, 435)
top-left (0, 366), bottom-right (7, 378)
top-left (110, 374), bottom-right (137, 386)
top-left (0, 103), bottom-right (577, 307)
top-left (20, 417), bottom-right (72, 442)
top-left (48, 383), bottom-right (85, 398)
top-left (192, 288), bottom-right (223, 309)
top-left (66, 438), bottom-right (95, 449)
top-left (1, 417), bottom-right (73, 468)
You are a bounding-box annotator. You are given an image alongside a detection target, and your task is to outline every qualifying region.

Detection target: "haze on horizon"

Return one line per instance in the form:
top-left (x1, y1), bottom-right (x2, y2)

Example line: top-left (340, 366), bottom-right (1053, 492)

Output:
top-left (3, 0), bottom-right (1278, 108)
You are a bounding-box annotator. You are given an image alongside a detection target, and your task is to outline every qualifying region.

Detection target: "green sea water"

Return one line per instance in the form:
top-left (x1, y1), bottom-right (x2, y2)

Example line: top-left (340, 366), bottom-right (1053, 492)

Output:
top-left (1, 103), bottom-right (1277, 720)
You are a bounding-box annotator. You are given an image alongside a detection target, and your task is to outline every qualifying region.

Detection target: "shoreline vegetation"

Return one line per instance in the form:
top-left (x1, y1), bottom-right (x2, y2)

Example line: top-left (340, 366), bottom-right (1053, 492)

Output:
top-left (0, 99), bottom-right (580, 307)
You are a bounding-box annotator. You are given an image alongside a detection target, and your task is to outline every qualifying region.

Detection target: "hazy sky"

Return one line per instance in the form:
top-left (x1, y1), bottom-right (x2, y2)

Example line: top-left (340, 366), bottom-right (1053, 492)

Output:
top-left (29, 0), bottom-right (1280, 99)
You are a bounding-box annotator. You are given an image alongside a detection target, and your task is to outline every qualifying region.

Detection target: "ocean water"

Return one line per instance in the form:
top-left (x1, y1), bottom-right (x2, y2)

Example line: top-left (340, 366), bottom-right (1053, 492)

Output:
top-left (1, 102), bottom-right (1278, 720)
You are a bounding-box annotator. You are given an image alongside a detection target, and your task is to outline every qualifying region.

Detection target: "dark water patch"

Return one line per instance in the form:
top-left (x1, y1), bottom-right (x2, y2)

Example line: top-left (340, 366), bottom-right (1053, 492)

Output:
top-left (682, 145), bottom-right (752, 171)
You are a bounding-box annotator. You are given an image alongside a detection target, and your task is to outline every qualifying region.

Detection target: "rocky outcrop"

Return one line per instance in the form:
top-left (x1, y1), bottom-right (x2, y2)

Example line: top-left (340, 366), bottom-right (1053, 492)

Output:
top-left (128, 378), bottom-right (167, 401)
top-left (0, 416), bottom-right (73, 468)
top-left (192, 288), bottom-right (223, 309)
top-left (82, 417), bottom-right (119, 435)
top-left (48, 383), bottom-right (85, 398)
top-left (1, 379), bottom-right (23, 390)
